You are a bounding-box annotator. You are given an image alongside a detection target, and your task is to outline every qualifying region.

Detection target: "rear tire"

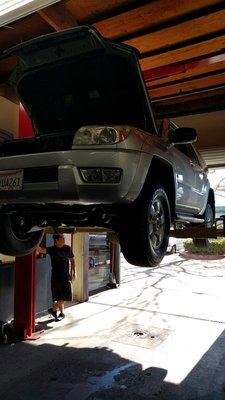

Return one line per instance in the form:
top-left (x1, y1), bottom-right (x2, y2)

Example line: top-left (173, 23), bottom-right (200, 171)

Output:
top-left (119, 185), bottom-right (170, 267)
top-left (192, 203), bottom-right (214, 248)
top-left (0, 214), bottom-right (44, 256)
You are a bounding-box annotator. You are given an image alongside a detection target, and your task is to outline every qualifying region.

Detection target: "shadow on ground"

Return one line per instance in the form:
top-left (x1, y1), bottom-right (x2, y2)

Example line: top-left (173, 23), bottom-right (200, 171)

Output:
top-left (0, 328), bottom-right (225, 399)
top-left (0, 342), bottom-right (166, 400)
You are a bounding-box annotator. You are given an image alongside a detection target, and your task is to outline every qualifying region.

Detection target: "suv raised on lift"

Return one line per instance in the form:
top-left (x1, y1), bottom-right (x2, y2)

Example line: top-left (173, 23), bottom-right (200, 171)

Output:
top-left (0, 26), bottom-right (214, 267)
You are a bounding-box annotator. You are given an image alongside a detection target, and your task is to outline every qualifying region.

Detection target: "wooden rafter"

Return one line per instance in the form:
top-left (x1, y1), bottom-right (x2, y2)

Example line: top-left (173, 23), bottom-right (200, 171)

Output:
top-left (94, 0), bottom-right (224, 40)
top-left (140, 35), bottom-right (225, 72)
top-left (65, 0), bottom-right (134, 24)
top-left (145, 57), bottom-right (225, 86)
top-left (38, 2), bottom-right (78, 31)
top-left (153, 91), bottom-right (225, 119)
top-left (0, 0), bottom-right (225, 114)
top-left (124, 9), bottom-right (225, 55)
top-left (154, 86), bottom-right (225, 106)
top-left (154, 88), bottom-right (225, 118)
top-left (148, 72), bottom-right (225, 99)
top-left (0, 14), bottom-right (53, 53)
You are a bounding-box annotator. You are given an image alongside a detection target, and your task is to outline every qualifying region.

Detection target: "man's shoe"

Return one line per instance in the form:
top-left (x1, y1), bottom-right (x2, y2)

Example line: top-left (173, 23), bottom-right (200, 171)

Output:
top-left (48, 307), bottom-right (59, 321)
top-left (59, 312), bottom-right (65, 319)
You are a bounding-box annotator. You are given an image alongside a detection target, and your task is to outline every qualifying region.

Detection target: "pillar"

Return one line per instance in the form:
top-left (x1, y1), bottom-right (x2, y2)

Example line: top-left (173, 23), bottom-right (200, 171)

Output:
top-left (71, 232), bottom-right (89, 303)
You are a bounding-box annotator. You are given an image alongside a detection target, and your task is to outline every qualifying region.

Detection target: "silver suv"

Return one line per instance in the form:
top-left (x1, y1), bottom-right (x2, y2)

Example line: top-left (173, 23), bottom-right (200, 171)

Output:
top-left (0, 26), bottom-right (214, 267)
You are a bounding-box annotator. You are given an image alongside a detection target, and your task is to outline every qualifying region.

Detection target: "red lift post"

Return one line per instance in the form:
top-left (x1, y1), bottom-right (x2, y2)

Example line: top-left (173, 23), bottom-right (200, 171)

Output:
top-left (13, 105), bottom-right (38, 340)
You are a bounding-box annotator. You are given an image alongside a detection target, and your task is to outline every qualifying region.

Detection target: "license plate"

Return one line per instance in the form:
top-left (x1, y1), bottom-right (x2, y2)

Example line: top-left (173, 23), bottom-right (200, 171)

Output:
top-left (0, 170), bottom-right (23, 191)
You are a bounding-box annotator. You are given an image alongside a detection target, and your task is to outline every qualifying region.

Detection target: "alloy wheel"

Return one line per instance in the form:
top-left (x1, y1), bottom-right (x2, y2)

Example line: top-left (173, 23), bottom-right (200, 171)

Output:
top-left (149, 197), bottom-right (165, 250)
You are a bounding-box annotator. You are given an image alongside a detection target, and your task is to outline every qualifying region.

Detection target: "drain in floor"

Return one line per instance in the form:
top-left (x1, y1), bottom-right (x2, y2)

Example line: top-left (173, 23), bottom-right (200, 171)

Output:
top-left (112, 324), bottom-right (171, 349)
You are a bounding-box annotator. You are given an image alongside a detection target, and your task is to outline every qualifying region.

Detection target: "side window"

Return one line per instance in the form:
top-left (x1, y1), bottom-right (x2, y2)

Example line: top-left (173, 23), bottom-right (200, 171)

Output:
top-left (168, 122), bottom-right (177, 141)
top-left (175, 144), bottom-right (189, 157)
top-left (186, 145), bottom-right (201, 165)
top-left (169, 123), bottom-right (175, 135)
top-left (156, 119), bottom-right (163, 136)
top-left (175, 144), bottom-right (200, 165)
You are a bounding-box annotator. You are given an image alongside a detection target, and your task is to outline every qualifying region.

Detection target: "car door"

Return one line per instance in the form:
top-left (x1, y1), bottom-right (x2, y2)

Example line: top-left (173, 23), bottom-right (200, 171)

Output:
top-left (172, 142), bottom-right (198, 214)
top-left (173, 141), bottom-right (208, 214)
top-left (166, 121), bottom-right (201, 214)
top-left (185, 143), bottom-right (208, 213)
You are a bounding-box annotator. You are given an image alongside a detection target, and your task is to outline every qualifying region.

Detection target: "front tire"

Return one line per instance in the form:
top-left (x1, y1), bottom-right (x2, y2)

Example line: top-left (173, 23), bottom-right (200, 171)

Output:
top-left (119, 186), bottom-right (170, 267)
top-left (0, 214), bottom-right (44, 256)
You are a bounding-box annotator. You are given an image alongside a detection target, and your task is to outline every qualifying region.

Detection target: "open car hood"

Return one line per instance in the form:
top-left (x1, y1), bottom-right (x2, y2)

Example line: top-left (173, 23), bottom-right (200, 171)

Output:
top-left (4, 26), bottom-right (155, 135)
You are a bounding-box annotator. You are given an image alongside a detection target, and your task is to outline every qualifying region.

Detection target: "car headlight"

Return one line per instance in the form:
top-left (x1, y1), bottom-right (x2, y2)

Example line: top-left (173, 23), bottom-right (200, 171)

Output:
top-left (97, 127), bottom-right (118, 144)
top-left (73, 126), bottom-right (130, 146)
top-left (74, 128), bottom-right (92, 145)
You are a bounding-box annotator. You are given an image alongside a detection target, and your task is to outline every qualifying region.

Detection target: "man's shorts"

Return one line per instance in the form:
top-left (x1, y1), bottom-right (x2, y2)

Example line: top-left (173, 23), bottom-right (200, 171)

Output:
top-left (51, 278), bottom-right (73, 301)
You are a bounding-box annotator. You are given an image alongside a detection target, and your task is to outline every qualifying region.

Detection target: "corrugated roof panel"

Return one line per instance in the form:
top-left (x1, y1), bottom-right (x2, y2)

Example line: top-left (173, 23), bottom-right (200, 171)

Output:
top-left (199, 147), bottom-right (225, 167)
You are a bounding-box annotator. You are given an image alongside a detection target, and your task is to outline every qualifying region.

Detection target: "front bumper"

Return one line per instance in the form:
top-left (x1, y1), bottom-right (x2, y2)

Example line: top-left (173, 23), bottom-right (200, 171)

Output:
top-left (0, 149), bottom-right (144, 205)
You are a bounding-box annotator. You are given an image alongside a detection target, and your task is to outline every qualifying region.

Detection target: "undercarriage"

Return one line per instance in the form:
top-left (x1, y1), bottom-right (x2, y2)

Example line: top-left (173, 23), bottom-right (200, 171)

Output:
top-left (0, 204), bottom-right (119, 233)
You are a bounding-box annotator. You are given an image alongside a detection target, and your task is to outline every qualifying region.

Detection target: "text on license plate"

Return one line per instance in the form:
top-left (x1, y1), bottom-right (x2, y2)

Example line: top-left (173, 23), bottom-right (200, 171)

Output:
top-left (0, 170), bottom-right (23, 191)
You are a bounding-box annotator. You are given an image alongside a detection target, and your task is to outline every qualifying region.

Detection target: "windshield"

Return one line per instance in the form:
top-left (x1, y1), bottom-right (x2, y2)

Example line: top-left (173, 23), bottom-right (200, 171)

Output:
top-left (18, 53), bottom-right (150, 134)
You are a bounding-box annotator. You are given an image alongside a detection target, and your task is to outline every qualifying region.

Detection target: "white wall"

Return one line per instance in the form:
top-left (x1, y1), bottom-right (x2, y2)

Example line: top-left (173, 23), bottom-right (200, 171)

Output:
top-left (0, 96), bottom-right (19, 137)
top-left (173, 110), bottom-right (225, 149)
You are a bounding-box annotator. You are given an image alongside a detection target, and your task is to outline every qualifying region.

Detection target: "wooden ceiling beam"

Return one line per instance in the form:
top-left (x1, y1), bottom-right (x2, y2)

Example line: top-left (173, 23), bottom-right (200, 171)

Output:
top-left (38, 2), bottom-right (78, 31)
top-left (65, 0), bottom-right (134, 24)
top-left (0, 14), bottom-right (53, 53)
top-left (124, 9), bottom-right (225, 55)
top-left (144, 54), bottom-right (225, 81)
top-left (148, 72), bottom-right (225, 99)
top-left (154, 88), bottom-right (225, 118)
top-left (94, 0), bottom-right (224, 40)
top-left (153, 86), bottom-right (225, 106)
top-left (140, 35), bottom-right (225, 71)
top-left (145, 57), bottom-right (225, 87)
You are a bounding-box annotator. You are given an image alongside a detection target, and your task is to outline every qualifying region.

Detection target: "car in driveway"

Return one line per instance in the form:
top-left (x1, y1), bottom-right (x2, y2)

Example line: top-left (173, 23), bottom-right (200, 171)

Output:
top-left (0, 26), bottom-right (215, 267)
top-left (166, 237), bottom-right (184, 254)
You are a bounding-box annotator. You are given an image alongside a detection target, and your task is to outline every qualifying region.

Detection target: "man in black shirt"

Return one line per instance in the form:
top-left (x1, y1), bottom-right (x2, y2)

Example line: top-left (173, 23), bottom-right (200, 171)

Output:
top-left (38, 234), bottom-right (75, 321)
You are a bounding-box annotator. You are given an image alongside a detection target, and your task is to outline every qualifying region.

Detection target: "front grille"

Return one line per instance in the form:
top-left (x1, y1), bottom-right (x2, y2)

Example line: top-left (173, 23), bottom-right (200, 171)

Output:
top-left (23, 166), bottom-right (58, 184)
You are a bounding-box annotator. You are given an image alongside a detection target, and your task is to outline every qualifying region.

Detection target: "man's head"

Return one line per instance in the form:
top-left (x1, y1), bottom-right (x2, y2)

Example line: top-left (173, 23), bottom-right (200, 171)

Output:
top-left (53, 234), bottom-right (65, 248)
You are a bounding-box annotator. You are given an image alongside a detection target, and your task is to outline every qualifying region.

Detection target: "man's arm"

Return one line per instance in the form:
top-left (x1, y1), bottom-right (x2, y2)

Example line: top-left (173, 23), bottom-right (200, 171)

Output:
top-left (70, 258), bottom-right (76, 280)
top-left (37, 246), bottom-right (47, 255)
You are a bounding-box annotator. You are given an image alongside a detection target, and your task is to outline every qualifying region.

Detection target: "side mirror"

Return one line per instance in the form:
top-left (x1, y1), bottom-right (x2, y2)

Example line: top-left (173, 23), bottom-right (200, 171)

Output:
top-left (169, 127), bottom-right (197, 145)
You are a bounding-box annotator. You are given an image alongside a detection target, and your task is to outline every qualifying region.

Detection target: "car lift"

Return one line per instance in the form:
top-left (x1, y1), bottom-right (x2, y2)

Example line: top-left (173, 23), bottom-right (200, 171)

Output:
top-left (171, 216), bottom-right (225, 240)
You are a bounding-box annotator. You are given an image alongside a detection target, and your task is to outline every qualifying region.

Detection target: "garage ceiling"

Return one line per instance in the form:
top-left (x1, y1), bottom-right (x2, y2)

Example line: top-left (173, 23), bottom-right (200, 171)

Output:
top-left (173, 110), bottom-right (225, 164)
top-left (0, 0), bottom-right (225, 154)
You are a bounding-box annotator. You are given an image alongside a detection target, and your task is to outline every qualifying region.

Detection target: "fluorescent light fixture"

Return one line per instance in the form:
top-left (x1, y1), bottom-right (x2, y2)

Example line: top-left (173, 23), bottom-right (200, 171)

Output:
top-left (0, 0), bottom-right (60, 27)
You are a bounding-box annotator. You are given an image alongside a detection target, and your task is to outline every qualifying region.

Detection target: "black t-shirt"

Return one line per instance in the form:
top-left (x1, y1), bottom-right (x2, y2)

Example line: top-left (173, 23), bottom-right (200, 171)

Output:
top-left (47, 245), bottom-right (74, 280)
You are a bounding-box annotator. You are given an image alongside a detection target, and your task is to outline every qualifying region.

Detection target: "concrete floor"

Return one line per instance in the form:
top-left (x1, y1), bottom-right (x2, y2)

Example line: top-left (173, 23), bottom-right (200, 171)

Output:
top-left (1, 253), bottom-right (225, 399)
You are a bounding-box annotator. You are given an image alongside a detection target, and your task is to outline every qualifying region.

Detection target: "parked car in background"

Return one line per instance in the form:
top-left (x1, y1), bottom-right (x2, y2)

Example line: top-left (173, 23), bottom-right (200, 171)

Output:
top-left (167, 238), bottom-right (184, 254)
top-left (89, 233), bottom-right (108, 250)
top-left (0, 26), bottom-right (214, 267)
